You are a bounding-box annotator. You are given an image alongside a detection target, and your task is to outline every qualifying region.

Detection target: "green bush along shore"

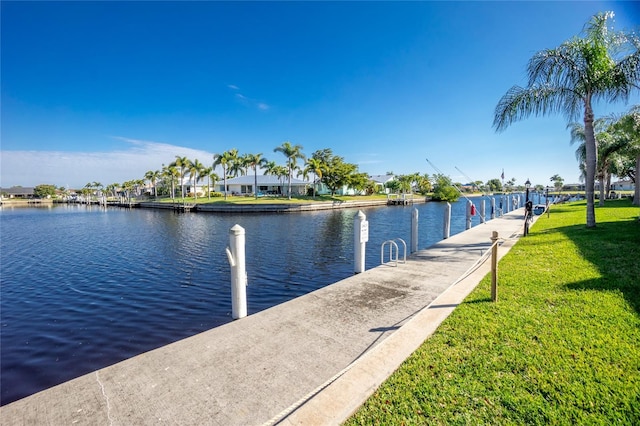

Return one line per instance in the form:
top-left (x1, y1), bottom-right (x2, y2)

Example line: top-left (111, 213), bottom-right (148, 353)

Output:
top-left (346, 199), bottom-right (640, 425)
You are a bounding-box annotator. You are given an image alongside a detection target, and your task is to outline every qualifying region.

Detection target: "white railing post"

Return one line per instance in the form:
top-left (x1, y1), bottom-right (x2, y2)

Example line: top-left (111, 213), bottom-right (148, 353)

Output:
top-left (226, 224), bottom-right (247, 319)
top-left (411, 208), bottom-right (418, 253)
top-left (443, 202), bottom-right (451, 239)
top-left (354, 211), bottom-right (368, 274)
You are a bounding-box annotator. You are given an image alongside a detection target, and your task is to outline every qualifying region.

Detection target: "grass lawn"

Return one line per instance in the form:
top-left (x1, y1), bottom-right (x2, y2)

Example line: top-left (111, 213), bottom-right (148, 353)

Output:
top-left (346, 199), bottom-right (640, 425)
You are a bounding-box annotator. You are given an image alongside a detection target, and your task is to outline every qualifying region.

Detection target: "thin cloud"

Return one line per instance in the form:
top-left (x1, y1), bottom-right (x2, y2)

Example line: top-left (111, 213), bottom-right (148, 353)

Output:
top-left (228, 83), bottom-right (270, 111)
top-left (0, 138), bottom-right (214, 189)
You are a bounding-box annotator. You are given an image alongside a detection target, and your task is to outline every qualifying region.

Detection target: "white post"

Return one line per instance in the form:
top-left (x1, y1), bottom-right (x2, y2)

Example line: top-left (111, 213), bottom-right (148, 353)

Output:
top-left (411, 208), bottom-right (418, 253)
top-left (226, 224), bottom-right (247, 320)
top-left (466, 200), bottom-right (472, 230)
top-left (480, 199), bottom-right (486, 224)
top-left (354, 211), bottom-right (368, 273)
top-left (443, 202), bottom-right (451, 239)
top-left (491, 197), bottom-right (496, 220)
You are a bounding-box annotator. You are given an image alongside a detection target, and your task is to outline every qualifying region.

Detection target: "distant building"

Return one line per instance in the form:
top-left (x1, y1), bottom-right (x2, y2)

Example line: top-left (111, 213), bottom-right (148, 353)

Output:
top-left (1, 187), bottom-right (35, 199)
top-left (610, 179), bottom-right (635, 191)
top-left (369, 175), bottom-right (395, 194)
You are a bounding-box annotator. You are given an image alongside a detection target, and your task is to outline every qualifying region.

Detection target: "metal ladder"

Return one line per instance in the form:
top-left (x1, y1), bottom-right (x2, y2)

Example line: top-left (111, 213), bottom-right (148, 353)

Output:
top-left (380, 238), bottom-right (407, 267)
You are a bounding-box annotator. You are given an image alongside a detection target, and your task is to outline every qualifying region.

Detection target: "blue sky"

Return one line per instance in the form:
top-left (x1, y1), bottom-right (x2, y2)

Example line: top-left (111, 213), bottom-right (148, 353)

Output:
top-left (2, 1), bottom-right (638, 189)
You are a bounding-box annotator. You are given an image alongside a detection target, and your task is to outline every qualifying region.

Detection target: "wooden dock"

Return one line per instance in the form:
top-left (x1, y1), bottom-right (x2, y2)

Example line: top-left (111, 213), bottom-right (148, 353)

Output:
top-left (387, 193), bottom-right (415, 205)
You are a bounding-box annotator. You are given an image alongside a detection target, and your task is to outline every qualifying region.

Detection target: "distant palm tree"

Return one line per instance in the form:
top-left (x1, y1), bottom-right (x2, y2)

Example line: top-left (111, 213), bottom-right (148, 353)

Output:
top-left (162, 164), bottom-right (180, 202)
top-left (200, 166), bottom-right (213, 199)
top-left (494, 12), bottom-right (640, 228)
top-left (225, 149), bottom-right (242, 177)
top-left (188, 159), bottom-right (205, 200)
top-left (172, 156), bottom-right (190, 200)
top-left (213, 149), bottom-right (238, 200)
top-left (569, 118), bottom-right (624, 205)
top-left (145, 170), bottom-right (160, 199)
top-left (244, 153), bottom-right (266, 198)
top-left (611, 107), bottom-right (640, 205)
top-left (262, 160), bottom-right (278, 176)
top-left (302, 157), bottom-right (324, 198)
top-left (274, 141), bottom-right (305, 199)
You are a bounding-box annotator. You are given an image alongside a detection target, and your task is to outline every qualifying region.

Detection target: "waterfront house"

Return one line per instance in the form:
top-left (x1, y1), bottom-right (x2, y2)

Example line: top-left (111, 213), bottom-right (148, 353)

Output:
top-left (1, 187), bottom-right (35, 199)
top-left (610, 179), bottom-right (635, 191)
top-left (217, 175), bottom-right (311, 196)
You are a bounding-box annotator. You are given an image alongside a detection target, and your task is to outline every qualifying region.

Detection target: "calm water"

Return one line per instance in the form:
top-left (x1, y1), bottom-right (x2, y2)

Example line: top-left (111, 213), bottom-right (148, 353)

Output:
top-left (0, 196), bottom-right (524, 405)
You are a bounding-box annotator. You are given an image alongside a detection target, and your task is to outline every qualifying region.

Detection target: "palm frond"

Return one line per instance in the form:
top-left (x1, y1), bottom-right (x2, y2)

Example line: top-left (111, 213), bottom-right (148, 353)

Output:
top-left (493, 84), bottom-right (579, 132)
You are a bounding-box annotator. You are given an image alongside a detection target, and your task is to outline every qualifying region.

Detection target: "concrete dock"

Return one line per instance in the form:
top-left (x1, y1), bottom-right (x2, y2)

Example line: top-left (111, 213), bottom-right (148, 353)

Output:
top-left (1, 209), bottom-right (532, 425)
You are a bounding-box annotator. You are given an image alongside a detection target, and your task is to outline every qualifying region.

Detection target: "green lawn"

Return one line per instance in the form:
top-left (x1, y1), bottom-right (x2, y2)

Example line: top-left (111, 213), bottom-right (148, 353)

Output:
top-left (346, 199), bottom-right (640, 425)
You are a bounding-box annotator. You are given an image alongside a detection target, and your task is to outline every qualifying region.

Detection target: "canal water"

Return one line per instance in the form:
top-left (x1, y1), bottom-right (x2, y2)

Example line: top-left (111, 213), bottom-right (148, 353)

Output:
top-left (0, 195), bottom-right (526, 405)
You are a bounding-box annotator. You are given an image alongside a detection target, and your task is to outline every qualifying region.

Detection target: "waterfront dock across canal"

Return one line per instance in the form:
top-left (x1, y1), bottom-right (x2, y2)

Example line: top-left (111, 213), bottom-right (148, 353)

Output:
top-left (1, 209), bottom-right (533, 425)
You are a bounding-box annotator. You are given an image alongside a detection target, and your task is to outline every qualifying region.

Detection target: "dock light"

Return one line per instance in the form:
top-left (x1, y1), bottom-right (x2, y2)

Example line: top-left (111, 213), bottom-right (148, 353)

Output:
top-left (525, 179), bottom-right (531, 203)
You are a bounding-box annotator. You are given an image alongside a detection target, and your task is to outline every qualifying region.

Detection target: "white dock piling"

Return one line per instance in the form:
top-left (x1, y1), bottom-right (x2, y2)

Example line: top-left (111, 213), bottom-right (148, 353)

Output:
top-left (226, 224), bottom-right (247, 319)
top-left (411, 208), bottom-right (418, 253)
top-left (354, 211), bottom-right (368, 274)
top-left (443, 202), bottom-right (451, 239)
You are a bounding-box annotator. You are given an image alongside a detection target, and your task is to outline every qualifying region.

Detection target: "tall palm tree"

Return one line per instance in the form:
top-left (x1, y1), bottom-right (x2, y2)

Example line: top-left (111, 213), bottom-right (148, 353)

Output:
top-left (200, 166), bottom-right (213, 199)
top-left (274, 141), bottom-right (305, 199)
top-left (162, 164), bottom-right (180, 202)
top-left (494, 12), bottom-right (639, 228)
top-left (243, 153), bottom-right (266, 199)
top-left (188, 159), bottom-right (205, 200)
top-left (213, 149), bottom-right (238, 200)
top-left (172, 156), bottom-right (190, 200)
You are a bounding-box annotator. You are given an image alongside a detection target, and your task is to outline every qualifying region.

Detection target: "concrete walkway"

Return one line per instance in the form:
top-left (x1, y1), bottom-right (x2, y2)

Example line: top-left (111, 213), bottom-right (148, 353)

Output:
top-left (1, 209), bottom-right (532, 426)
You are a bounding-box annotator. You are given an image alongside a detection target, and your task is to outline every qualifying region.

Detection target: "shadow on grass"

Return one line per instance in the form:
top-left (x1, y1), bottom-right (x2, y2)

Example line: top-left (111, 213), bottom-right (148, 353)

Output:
top-left (554, 200), bottom-right (640, 314)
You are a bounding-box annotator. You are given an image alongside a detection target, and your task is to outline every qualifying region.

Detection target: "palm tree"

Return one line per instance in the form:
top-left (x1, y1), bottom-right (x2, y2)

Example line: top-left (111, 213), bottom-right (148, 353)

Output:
top-left (144, 170), bottom-right (160, 199)
top-left (162, 164), bottom-right (180, 202)
top-left (610, 106), bottom-right (640, 205)
top-left (244, 153), bottom-right (266, 199)
top-left (274, 141), bottom-right (305, 199)
top-left (188, 159), bottom-right (205, 200)
top-left (200, 166), bottom-right (213, 199)
top-left (494, 12), bottom-right (640, 228)
top-left (213, 149), bottom-right (238, 200)
top-left (569, 118), bottom-right (625, 205)
top-left (172, 156), bottom-right (190, 200)
top-left (274, 165), bottom-right (289, 196)
top-left (225, 149), bottom-right (242, 177)
top-left (262, 160), bottom-right (278, 176)
top-left (302, 157), bottom-right (324, 198)
top-left (550, 174), bottom-right (564, 194)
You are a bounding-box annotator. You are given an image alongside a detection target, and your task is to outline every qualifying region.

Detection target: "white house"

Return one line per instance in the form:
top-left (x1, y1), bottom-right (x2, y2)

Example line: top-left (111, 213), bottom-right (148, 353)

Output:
top-left (217, 175), bottom-right (311, 196)
top-left (610, 179), bottom-right (635, 191)
top-left (369, 174), bottom-right (395, 194)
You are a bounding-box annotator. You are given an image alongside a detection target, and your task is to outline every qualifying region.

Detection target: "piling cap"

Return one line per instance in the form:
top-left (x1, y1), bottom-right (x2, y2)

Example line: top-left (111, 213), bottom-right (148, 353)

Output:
top-left (356, 210), bottom-right (366, 219)
top-left (229, 224), bottom-right (245, 235)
